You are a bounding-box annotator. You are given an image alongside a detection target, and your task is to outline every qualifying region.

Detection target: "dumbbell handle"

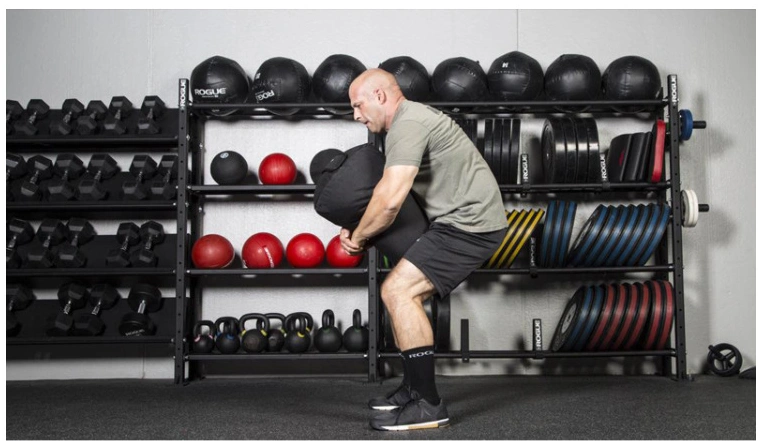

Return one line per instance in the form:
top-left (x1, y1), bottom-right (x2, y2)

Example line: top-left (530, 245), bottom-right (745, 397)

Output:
top-left (91, 170), bottom-right (104, 182)
top-left (62, 300), bottom-right (74, 315)
top-left (7, 233), bottom-right (21, 249)
top-left (113, 109), bottom-right (124, 120)
top-left (161, 169), bottom-right (173, 183)
top-left (143, 235), bottom-right (157, 251)
top-left (61, 111), bottom-right (75, 124)
top-left (60, 169), bottom-right (72, 181)
top-left (25, 111), bottom-right (41, 125)
top-left (8, 299), bottom-right (18, 311)
top-left (134, 168), bottom-right (149, 183)
top-left (90, 299), bottom-right (104, 316)
top-left (136, 300), bottom-right (147, 315)
top-left (69, 232), bottom-right (83, 247)
top-left (6, 110), bottom-right (13, 121)
top-left (145, 108), bottom-right (157, 120)
top-left (85, 110), bottom-right (100, 120)
top-left (7, 168), bottom-right (15, 181)
top-left (41, 233), bottom-right (56, 249)
top-left (118, 237), bottom-right (133, 252)
top-left (27, 169), bottom-right (43, 185)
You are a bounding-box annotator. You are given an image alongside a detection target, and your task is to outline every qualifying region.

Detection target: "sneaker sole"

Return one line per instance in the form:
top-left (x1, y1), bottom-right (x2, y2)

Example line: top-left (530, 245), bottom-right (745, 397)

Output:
top-left (370, 404), bottom-right (401, 411)
top-left (374, 418), bottom-right (450, 431)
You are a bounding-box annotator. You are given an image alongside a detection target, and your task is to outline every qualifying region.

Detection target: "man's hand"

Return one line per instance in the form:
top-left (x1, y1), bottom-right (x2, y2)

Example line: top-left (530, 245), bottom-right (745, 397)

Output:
top-left (340, 228), bottom-right (366, 255)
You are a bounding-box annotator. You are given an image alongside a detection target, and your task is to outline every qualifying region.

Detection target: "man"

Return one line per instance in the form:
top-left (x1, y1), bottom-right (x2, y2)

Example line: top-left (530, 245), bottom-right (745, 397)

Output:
top-left (342, 68), bottom-right (507, 431)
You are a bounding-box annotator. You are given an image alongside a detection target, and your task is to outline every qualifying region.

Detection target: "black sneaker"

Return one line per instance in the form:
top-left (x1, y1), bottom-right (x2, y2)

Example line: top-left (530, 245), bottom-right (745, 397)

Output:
top-left (368, 383), bottom-right (412, 411)
top-left (370, 391), bottom-right (450, 431)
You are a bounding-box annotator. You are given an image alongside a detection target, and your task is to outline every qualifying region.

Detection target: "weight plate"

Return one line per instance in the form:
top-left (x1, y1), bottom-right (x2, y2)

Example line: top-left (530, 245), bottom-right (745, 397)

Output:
top-left (551, 286), bottom-right (585, 352)
top-left (493, 209), bottom-right (536, 268)
top-left (624, 281), bottom-right (652, 350)
top-left (493, 118), bottom-right (503, 185)
top-left (641, 280), bottom-right (663, 350)
top-left (568, 204), bottom-right (610, 267)
top-left (563, 286), bottom-right (594, 352)
top-left (550, 200), bottom-right (567, 268)
top-left (484, 119), bottom-right (494, 176)
top-left (610, 283), bottom-right (639, 351)
top-left (572, 285), bottom-right (605, 352)
top-left (636, 132), bottom-right (652, 182)
top-left (542, 118), bottom-right (567, 183)
top-left (500, 119), bottom-right (511, 185)
top-left (586, 283), bottom-right (616, 351)
top-left (606, 204), bottom-right (641, 267)
top-left (682, 189), bottom-right (699, 228)
top-left (583, 205), bottom-right (620, 267)
top-left (593, 205), bottom-right (630, 267)
top-left (541, 119), bottom-right (557, 184)
top-left (484, 211), bottom-right (521, 269)
top-left (539, 201), bottom-right (558, 268)
top-left (655, 280), bottom-right (675, 350)
top-left (598, 283), bottom-right (628, 351)
top-left (635, 203), bottom-right (671, 266)
top-left (624, 203), bottom-right (663, 266)
top-left (502, 208), bottom-right (545, 268)
top-left (680, 109), bottom-right (694, 141)
top-left (585, 118), bottom-right (601, 183)
top-left (572, 118), bottom-right (590, 183)
top-left (508, 119), bottom-right (521, 184)
top-left (649, 119), bottom-right (665, 183)
top-left (561, 118), bottom-right (578, 183)
top-left (556, 201), bottom-right (577, 267)
top-left (615, 204), bottom-right (652, 267)
top-left (607, 134), bottom-right (631, 183)
top-left (623, 132), bottom-right (651, 182)
top-left (435, 294), bottom-right (451, 352)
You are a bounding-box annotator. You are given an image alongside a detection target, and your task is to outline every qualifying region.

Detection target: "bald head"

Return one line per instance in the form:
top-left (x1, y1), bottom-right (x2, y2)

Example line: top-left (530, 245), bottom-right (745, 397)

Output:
top-left (350, 68), bottom-right (404, 101)
top-left (348, 68), bottom-right (406, 133)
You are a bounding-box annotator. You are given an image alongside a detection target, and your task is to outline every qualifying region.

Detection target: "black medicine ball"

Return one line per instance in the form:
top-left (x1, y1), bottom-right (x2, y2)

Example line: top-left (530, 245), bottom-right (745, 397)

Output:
top-left (210, 151), bottom-right (248, 185)
top-left (602, 55), bottom-right (662, 102)
top-left (487, 51), bottom-right (544, 101)
top-left (431, 57), bottom-right (488, 103)
top-left (378, 56), bottom-right (431, 102)
top-left (190, 55), bottom-right (250, 117)
top-left (251, 57), bottom-right (311, 116)
top-left (544, 54), bottom-right (602, 101)
top-left (312, 54), bottom-right (367, 115)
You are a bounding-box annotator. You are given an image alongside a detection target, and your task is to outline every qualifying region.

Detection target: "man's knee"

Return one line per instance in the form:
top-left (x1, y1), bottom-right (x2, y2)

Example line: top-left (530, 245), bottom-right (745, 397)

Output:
top-left (381, 272), bottom-right (434, 311)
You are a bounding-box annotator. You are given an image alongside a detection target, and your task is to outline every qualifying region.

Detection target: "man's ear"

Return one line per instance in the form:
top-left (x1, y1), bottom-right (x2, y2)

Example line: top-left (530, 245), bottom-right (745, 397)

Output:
top-left (375, 88), bottom-right (386, 104)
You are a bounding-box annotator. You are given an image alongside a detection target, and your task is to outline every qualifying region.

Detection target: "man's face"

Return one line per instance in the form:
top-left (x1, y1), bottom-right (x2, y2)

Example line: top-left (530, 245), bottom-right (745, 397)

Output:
top-left (350, 86), bottom-right (384, 134)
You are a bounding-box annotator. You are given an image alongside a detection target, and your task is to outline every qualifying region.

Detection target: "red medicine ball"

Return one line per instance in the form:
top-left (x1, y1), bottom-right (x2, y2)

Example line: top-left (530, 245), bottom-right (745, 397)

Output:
top-left (192, 234), bottom-right (235, 268)
top-left (326, 235), bottom-right (363, 268)
top-left (259, 153), bottom-right (297, 185)
top-left (286, 233), bottom-right (325, 268)
top-left (242, 232), bottom-right (285, 268)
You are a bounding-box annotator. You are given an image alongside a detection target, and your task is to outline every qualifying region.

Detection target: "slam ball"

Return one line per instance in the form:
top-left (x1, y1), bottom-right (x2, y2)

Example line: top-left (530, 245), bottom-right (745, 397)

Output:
top-left (378, 56), bottom-right (431, 102)
top-left (487, 51), bottom-right (544, 101)
top-left (259, 153), bottom-right (297, 185)
top-left (190, 55), bottom-right (250, 117)
top-left (242, 233), bottom-right (285, 268)
top-left (431, 57), bottom-right (489, 102)
top-left (251, 57), bottom-right (311, 116)
top-left (544, 54), bottom-right (602, 101)
top-left (312, 54), bottom-right (367, 114)
top-left (602, 55), bottom-right (661, 110)
top-left (210, 151), bottom-right (248, 185)
top-left (286, 233), bottom-right (325, 268)
top-left (326, 235), bottom-right (363, 268)
top-left (192, 234), bottom-right (235, 269)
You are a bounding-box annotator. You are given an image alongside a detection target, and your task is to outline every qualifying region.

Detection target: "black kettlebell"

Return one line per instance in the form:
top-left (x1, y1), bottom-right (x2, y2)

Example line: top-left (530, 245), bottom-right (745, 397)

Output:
top-left (343, 309), bottom-right (369, 352)
top-left (314, 309), bottom-right (342, 352)
top-left (214, 316), bottom-right (240, 354)
top-left (266, 313), bottom-right (286, 352)
top-left (240, 313), bottom-right (269, 353)
top-left (285, 312), bottom-right (313, 353)
top-left (192, 320), bottom-right (215, 354)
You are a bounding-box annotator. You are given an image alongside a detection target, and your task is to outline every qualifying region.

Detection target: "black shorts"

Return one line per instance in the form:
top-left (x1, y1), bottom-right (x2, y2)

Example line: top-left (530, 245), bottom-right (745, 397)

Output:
top-left (402, 222), bottom-right (507, 297)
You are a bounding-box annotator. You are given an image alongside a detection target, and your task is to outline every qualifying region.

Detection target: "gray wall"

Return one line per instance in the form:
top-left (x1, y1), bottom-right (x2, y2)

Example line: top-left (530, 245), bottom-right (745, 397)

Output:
top-left (6, 9), bottom-right (755, 379)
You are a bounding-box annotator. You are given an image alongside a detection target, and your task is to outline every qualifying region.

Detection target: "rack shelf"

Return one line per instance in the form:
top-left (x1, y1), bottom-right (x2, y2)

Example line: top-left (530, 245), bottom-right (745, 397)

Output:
top-left (188, 353), bottom-right (366, 361)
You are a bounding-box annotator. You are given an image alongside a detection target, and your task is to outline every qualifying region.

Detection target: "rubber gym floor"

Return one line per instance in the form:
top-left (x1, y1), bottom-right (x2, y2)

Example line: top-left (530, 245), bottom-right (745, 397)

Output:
top-left (5, 374), bottom-right (754, 439)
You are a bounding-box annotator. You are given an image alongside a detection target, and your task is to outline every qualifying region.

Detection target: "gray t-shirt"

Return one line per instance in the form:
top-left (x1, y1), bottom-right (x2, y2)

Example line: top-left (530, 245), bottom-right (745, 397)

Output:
top-left (385, 101), bottom-right (507, 233)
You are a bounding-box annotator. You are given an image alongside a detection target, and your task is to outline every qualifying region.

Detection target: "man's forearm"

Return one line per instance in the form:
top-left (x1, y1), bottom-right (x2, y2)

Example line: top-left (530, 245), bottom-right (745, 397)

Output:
top-left (352, 196), bottom-right (400, 245)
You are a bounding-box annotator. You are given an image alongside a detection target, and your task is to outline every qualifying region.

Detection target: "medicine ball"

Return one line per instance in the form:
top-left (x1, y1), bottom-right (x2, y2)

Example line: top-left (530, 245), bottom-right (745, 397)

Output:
top-left (544, 54), bottom-right (601, 101)
top-left (326, 235), bottom-right (363, 268)
top-left (192, 234), bottom-right (234, 269)
top-left (309, 148), bottom-right (343, 183)
top-left (378, 56), bottom-right (431, 102)
top-left (251, 57), bottom-right (311, 116)
top-left (312, 54), bottom-right (367, 115)
top-left (190, 55), bottom-right (250, 117)
top-left (286, 233), bottom-right (325, 268)
top-left (258, 153), bottom-right (297, 185)
top-left (431, 57), bottom-right (488, 104)
top-left (487, 51), bottom-right (544, 101)
top-left (242, 232), bottom-right (285, 268)
top-left (210, 151), bottom-right (248, 185)
top-left (602, 55), bottom-right (662, 112)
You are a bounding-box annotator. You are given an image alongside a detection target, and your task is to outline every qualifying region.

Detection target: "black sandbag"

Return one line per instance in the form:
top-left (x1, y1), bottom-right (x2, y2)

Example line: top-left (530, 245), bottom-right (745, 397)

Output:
top-left (313, 143), bottom-right (429, 264)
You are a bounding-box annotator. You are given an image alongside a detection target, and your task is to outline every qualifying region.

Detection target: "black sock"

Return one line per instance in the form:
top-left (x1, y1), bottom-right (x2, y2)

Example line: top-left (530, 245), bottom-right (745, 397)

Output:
top-left (400, 352), bottom-right (410, 387)
top-left (401, 345), bottom-right (440, 405)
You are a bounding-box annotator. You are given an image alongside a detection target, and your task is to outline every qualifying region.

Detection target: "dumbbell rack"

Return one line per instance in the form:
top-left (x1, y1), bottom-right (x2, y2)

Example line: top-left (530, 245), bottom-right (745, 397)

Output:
top-left (6, 102), bottom-right (183, 348)
top-left (174, 74), bottom-right (695, 384)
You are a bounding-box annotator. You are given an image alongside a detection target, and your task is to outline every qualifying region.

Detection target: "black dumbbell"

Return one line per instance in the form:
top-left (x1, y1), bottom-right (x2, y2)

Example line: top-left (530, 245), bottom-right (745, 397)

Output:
top-left (7, 284), bottom-right (34, 337)
top-left (6, 153), bottom-right (27, 201)
top-left (150, 155), bottom-right (178, 200)
top-left (103, 96), bottom-right (133, 135)
top-left (19, 155), bottom-right (53, 201)
top-left (6, 100), bottom-right (24, 135)
top-left (78, 154), bottom-right (119, 200)
top-left (73, 284), bottom-right (119, 336)
top-left (122, 155), bottom-right (157, 200)
top-left (49, 99), bottom-right (85, 135)
top-left (54, 218), bottom-right (96, 268)
top-left (26, 219), bottom-right (68, 268)
top-left (46, 283), bottom-right (89, 336)
top-left (105, 222), bottom-right (141, 267)
top-left (75, 100), bottom-right (108, 135)
top-left (6, 218), bottom-right (34, 269)
top-left (137, 96), bottom-right (166, 135)
top-left (46, 154), bottom-right (85, 201)
top-left (131, 221), bottom-right (165, 267)
top-left (119, 283), bottom-right (162, 336)
top-left (13, 99), bottom-right (50, 136)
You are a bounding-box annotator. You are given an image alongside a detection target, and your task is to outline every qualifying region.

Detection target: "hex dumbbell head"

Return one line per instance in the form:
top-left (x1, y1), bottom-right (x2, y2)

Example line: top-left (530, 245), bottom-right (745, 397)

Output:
top-left (6, 100), bottom-right (24, 135)
top-left (13, 99), bottom-right (50, 136)
top-left (6, 153), bottom-right (27, 180)
top-left (119, 283), bottom-right (162, 336)
top-left (150, 155), bottom-right (178, 199)
top-left (78, 154), bottom-right (119, 201)
top-left (122, 155), bottom-right (158, 200)
top-left (54, 218), bottom-right (95, 268)
top-left (105, 222), bottom-right (141, 267)
top-left (73, 284), bottom-right (119, 336)
top-left (6, 219), bottom-right (35, 269)
top-left (75, 100), bottom-right (108, 135)
top-left (137, 96), bottom-right (166, 135)
top-left (26, 219), bottom-right (68, 268)
top-left (103, 96), bottom-right (134, 135)
top-left (46, 154), bottom-right (85, 201)
top-left (46, 282), bottom-right (89, 336)
top-left (49, 99), bottom-right (85, 135)
top-left (19, 155), bottom-right (53, 201)
top-left (131, 221), bottom-right (165, 267)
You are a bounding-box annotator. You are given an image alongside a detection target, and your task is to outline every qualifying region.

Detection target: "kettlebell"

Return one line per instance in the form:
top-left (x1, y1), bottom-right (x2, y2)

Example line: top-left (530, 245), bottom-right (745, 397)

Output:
top-left (314, 309), bottom-right (342, 352)
top-left (192, 320), bottom-right (215, 354)
top-left (214, 316), bottom-right (240, 354)
top-left (285, 312), bottom-right (313, 353)
top-left (343, 309), bottom-right (369, 352)
top-left (240, 313), bottom-right (269, 353)
top-left (266, 313), bottom-right (286, 352)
